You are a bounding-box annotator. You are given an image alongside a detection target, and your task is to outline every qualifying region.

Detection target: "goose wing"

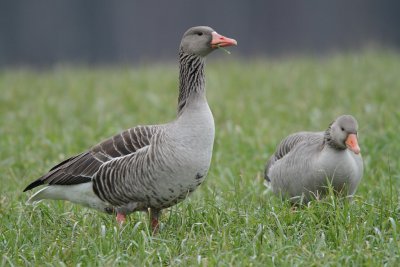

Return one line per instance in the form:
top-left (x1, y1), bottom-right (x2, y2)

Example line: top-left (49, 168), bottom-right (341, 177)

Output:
top-left (264, 131), bottom-right (322, 181)
top-left (23, 125), bottom-right (160, 191)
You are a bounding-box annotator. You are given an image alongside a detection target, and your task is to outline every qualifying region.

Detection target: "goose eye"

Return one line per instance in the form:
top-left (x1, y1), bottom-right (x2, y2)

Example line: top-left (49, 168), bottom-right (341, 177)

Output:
top-left (196, 32), bottom-right (203, 36)
top-left (341, 127), bottom-right (345, 131)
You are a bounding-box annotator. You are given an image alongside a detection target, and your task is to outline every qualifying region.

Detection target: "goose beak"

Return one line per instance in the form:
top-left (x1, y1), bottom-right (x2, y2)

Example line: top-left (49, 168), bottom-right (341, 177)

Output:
top-left (211, 32), bottom-right (237, 48)
top-left (345, 134), bottom-right (360, 154)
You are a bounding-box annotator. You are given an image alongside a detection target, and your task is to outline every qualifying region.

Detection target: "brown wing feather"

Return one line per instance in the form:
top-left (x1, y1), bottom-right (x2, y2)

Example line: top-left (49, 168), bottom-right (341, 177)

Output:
top-left (23, 125), bottom-right (159, 191)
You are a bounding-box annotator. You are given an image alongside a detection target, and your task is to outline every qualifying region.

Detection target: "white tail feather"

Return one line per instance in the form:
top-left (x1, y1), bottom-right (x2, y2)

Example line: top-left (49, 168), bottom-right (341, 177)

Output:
top-left (26, 183), bottom-right (109, 211)
top-left (26, 186), bottom-right (51, 204)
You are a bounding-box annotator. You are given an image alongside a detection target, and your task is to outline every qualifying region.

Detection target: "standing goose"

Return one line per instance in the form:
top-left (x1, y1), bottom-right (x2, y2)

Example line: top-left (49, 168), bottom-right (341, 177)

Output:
top-left (264, 115), bottom-right (363, 203)
top-left (24, 26), bottom-right (237, 230)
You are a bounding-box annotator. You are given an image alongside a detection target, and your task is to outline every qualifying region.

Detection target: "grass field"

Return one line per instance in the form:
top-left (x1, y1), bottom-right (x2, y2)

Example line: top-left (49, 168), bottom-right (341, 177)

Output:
top-left (1, 50), bottom-right (400, 266)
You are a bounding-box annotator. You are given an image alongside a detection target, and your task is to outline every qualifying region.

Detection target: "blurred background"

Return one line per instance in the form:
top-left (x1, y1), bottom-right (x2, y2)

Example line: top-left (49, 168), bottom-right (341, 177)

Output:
top-left (0, 0), bottom-right (399, 67)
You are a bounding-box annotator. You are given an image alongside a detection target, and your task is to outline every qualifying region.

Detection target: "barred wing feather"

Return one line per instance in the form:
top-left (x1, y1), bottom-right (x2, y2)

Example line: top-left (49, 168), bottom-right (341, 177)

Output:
top-left (23, 125), bottom-right (160, 191)
top-left (264, 132), bottom-right (322, 181)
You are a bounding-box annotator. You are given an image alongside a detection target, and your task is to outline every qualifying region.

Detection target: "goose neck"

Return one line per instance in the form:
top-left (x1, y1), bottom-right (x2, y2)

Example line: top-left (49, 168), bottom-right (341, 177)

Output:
top-left (324, 127), bottom-right (345, 151)
top-left (177, 51), bottom-right (206, 114)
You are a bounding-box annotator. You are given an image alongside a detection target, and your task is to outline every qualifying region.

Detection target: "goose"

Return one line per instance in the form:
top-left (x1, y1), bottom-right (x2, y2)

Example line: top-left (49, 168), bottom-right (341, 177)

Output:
top-left (264, 115), bottom-right (363, 203)
top-left (23, 26), bottom-right (237, 230)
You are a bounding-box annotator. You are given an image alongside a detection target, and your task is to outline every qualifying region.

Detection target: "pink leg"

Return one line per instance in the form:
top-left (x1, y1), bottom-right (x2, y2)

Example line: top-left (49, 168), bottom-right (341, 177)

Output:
top-left (116, 213), bottom-right (126, 224)
top-left (150, 209), bottom-right (161, 234)
top-left (151, 218), bottom-right (159, 232)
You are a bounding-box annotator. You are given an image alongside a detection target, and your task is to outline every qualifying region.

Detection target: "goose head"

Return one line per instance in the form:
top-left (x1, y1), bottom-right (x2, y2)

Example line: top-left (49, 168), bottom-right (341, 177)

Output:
top-left (329, 115), bottom-right (361, 154)
top-left (180, 26), bottom-right (237, 57)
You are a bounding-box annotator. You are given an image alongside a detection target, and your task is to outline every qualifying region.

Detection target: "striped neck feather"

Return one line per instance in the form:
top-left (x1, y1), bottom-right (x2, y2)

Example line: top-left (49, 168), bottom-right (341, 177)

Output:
top-left (177, 50), bottom-right (206, 115)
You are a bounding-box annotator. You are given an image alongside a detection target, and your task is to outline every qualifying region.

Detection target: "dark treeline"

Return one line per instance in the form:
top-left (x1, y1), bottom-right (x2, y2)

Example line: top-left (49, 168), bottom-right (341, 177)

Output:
top-left (1, 0), bottom-right (399, 66)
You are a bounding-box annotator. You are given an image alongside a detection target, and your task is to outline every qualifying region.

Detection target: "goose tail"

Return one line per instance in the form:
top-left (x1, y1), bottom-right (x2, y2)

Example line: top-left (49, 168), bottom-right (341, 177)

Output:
top-left (25, 183), bottom-right (109, 212)
top-left (26, 186), bottom-right (50, 204)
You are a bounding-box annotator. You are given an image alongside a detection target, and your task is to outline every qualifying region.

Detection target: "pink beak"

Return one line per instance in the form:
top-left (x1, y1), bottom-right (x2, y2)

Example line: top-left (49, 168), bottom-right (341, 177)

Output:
top-left (211, 31), bottom-right (237, 48)
top-left (345, 133), bottom-right (361, 154)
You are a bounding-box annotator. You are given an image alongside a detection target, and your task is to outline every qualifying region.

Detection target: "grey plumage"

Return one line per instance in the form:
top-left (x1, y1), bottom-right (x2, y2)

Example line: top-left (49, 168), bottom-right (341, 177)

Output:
top-left (265, 115), bottom-right (363, 203)
top-left (24, 125), bottom-right (158, 191)
top-left (265, 132), bottom-right (322, 182)
top-left (24, 26), bottom-right (237, 227)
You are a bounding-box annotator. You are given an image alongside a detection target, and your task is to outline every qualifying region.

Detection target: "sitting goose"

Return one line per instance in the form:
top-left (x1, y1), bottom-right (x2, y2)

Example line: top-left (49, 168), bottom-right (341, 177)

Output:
top-left (23, 26), bottom-right (237, 230)
top-left (264, 115), bottom-right (363, 203)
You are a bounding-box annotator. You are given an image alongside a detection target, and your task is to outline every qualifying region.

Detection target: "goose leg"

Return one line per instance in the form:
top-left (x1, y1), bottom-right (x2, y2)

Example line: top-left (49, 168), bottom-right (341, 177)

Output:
top-left (150, 208), bottom-right (161, 233)
top-left (116, 213), bottom-right (126, 224)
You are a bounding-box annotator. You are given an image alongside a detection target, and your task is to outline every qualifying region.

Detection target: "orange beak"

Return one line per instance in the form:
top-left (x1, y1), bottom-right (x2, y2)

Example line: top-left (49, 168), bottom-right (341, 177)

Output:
top-left (211, 31), bottom-right (237, 48)
top-left (345, 133), bottom-right (361, 154)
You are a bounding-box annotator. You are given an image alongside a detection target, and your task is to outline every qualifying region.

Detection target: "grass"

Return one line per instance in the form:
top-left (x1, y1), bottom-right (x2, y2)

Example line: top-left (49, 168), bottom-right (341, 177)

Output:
top-left (1, 50), bottom-right (400, 266)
